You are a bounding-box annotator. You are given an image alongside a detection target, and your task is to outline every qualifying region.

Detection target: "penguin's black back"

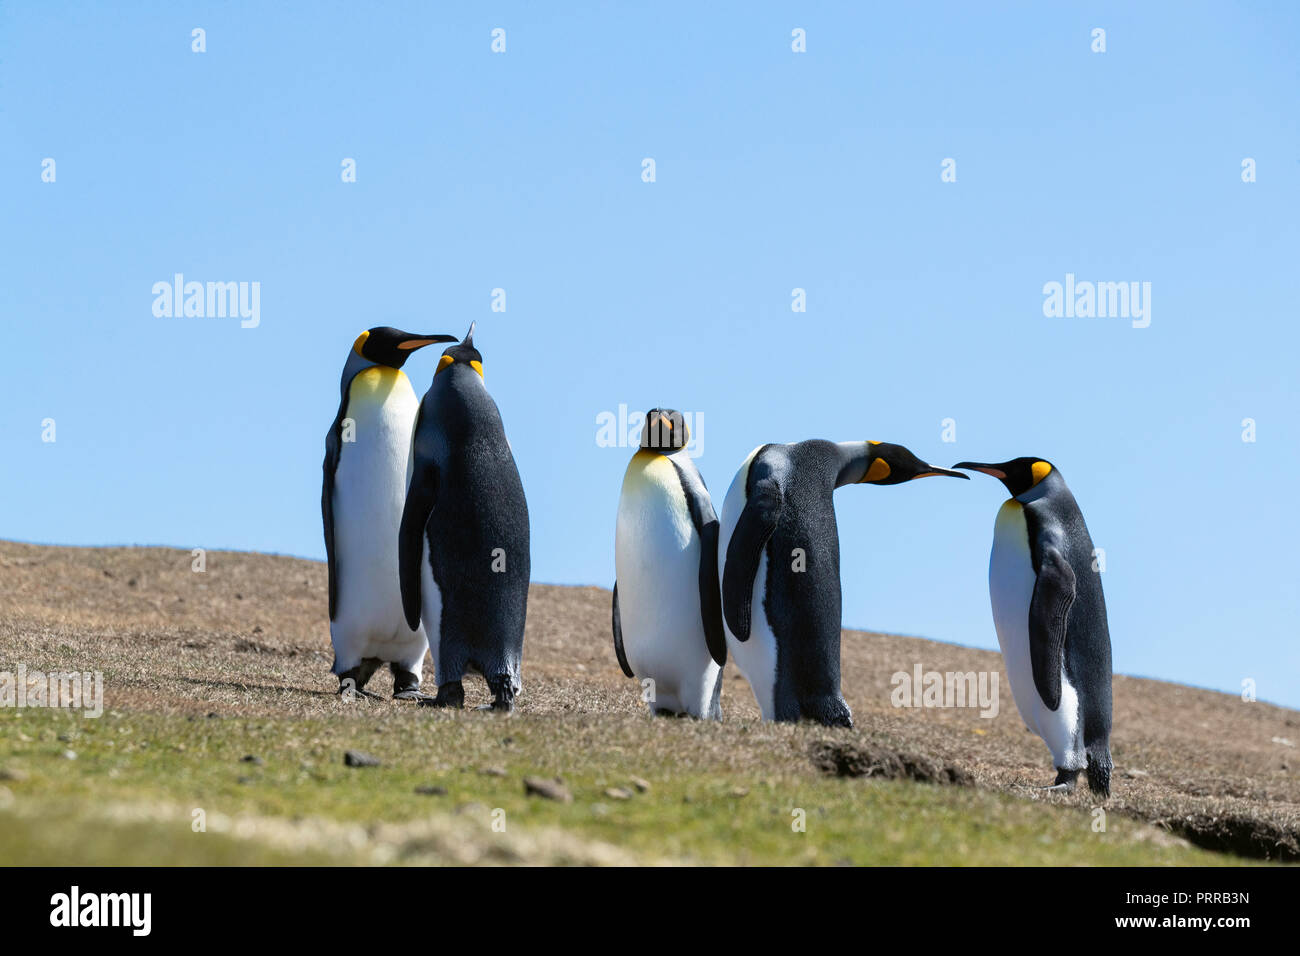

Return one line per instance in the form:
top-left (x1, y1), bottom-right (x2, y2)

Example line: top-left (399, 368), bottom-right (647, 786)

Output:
top-left (747, 440), bottom-right (847, 723)
top-left (414, 367), bottom-right (529, 681)
top-left (1023, 477), bottom-right (1112, 786)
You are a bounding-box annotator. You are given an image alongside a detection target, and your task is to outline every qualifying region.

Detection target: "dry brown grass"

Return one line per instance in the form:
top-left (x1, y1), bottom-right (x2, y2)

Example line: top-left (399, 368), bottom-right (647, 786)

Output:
top-left (1, 539), bottom-right (1296, 861)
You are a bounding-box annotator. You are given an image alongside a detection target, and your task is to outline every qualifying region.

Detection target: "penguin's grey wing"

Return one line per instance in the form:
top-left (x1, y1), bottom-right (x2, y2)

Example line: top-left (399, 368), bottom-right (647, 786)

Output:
top-left (611, 582), bottom-right (634, 678)
top-left (721, 476), bottom-right (783, 642)
top-left (398, 456), bottom-right (439, 631)
top-left (670, 459), bottom-right (727, 666)
top-left (322, 399), bottom-right (348, 621)
top-left (1029, 538), bottom-right (1077, 711)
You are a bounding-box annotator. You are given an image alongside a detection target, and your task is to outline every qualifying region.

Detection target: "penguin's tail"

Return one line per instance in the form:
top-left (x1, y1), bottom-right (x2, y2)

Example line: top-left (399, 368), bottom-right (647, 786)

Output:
top-left (1085, 744), bottom-right (1112, 798)
top-left (707, 667), bottom-right (724, 721)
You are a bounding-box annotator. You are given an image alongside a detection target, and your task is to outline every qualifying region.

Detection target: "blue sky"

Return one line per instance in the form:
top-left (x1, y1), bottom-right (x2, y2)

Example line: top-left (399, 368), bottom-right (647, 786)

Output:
top-left (2, 2), bottom-right (1297, 707)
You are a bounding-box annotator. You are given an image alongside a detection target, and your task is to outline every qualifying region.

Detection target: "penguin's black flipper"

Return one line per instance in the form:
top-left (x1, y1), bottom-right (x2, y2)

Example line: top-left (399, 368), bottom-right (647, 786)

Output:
top-left (721, 477), bottom-right (783, 642)
top-left (321, 403), bottom-right (348, 621)
top-left (399, 458), bottom-right (439, 631)
top-left (696, 520), bottom-right (727, 666)
top-left (670, 458), bottom-right (727, 666)
top-left (1028, 542), bottom-right (1076, 711)
top-left (611, 582), bottom-right (634, 678)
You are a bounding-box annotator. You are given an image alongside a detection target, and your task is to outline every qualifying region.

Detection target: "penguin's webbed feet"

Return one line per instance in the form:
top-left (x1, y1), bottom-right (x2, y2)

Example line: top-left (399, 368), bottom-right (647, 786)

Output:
top-left (418, 680), bottom-right (465, 709)
top-left (479, 676), bottom-right (516, 713)
top-left (390, 665), bottom-right (430, 702)
top-left (339, 686), bottom-right (382, 701)
top-left (337, 673), bottom-right (382, 701)
top-left (393, 689), bottom-right (433, 702)
top-left (1038, 768), bottom-right (1080, 793)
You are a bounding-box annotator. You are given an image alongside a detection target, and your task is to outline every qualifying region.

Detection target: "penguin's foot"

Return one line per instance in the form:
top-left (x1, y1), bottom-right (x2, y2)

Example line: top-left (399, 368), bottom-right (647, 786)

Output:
top-left (480, 676), bottom-right (516, 713)
top-left (390, 665), bottom-right (428, 702)
top-left (337, 673), bottom-right (382, 701)
top-left (1039, 768), bottom-right (1080, 793)
top-left (418, 680), bottom-right (464, 709)
top-left (339, 686), bottom-right (382, 701)
top-left (393, 689), bottom-right (433, 702)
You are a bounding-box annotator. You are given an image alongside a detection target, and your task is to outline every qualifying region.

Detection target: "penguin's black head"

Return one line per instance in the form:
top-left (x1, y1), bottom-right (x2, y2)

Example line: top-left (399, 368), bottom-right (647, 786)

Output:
top-left (353, 327), bottom-right (457, 369)
top-left (640, 408), bottom-right (689, 451)
top-left (859, 441), bottom-right (969, 485)
top-left (434, 322), bottom-right (484, 380)
top-left (952, 457), bottom-right (1056, 497)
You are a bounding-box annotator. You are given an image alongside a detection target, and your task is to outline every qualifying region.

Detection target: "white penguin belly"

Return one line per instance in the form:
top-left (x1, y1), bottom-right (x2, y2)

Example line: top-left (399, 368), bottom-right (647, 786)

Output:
top-left (727, 551), bottom-right (778, 720)
top-left (989, 501), bottom-right (1083, 770)
top-left (718, 449), bottom-right (778, 720)
top-left (615, 452), bottom-right (719, 717)
top-left (331, 368), bottom-right (427, 671)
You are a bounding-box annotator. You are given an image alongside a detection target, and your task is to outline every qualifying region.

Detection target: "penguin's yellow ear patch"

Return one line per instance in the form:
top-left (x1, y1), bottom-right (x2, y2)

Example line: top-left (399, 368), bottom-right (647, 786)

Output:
top-left (352, 331), bottom-right (370, 355)
top-left (435, 355), bottom-right (455, 375)
top-left (864, 457), bottom-right (891, 482)
top-left (469, 360), bottom-right (484, 379)
top-left (1031, 461), bottom-right (1052, 485)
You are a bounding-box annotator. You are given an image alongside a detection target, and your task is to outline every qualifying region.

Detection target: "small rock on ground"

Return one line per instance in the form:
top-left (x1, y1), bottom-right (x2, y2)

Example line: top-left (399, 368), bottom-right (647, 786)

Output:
top-left (344, 750), bottom-right (381, 768)
top-left (524, 776), bottom-right (573, 802)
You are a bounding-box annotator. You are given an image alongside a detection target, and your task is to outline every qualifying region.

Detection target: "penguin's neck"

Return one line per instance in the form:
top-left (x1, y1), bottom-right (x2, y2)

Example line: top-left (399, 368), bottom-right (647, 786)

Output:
top-left (340, 349), bottom-right (378, 397)
top-left (832, 441), bottom-right (872, 487)
top-left (1015, 471), bottom-right (1065, 505)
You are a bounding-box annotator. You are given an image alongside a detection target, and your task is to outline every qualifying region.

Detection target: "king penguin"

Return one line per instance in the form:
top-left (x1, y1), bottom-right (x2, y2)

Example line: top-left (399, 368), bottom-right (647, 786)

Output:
top-left (398, 323), bottom-right (530, 712)
top-left (323, 326), bottom-right (458, 699)
top-left (953, 457), bottom-right (1113, 796)
top-left (719, 440), bottom-right (967, 727)
top-left (613, 409), bottom-right (726, 719)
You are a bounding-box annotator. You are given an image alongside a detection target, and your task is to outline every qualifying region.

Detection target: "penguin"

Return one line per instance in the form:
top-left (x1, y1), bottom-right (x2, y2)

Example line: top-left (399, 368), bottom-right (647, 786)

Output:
top-left (952, 457), bottom-right (1113, 796)
top-left (398, 322), bottom-right (530, 712)
top-left (323, 326), bottom-right (458, 700)
top-left (613, 409), bottom-right (726, 719)
top-left (719, 440), bottom-right (967, 727)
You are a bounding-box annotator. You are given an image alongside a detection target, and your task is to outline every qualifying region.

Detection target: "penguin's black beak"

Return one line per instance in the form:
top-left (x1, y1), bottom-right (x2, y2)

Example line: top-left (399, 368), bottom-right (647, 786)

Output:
top-left (914, 465), bottom-right (969, 480)
top-left (463, 321), bottom-right (476, 347)
top-left (952, 461), bottom-right (1006, 479)
top-left (396, 333), bottom-right (458, 352)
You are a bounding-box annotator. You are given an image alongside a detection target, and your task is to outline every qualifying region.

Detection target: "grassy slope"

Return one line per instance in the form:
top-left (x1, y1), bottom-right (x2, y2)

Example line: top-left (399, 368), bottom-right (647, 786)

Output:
top-left (1, 541), bottom-right (1296, 865)
top-left (1, 707), bottom-right (1223, 866)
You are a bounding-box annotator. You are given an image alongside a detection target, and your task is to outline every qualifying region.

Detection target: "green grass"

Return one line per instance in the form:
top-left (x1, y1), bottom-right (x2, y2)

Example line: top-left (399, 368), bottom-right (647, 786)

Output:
top-left (0, 705), bottom-right (1253, 866)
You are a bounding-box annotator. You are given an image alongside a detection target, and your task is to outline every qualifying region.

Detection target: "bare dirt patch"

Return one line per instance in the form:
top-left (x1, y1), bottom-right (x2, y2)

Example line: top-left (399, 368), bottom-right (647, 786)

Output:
top-left (810, 740), bottom-right (974, 786)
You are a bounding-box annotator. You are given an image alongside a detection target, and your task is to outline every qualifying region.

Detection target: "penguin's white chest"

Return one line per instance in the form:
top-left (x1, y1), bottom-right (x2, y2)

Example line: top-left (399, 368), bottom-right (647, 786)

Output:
top-left (331, 367), bottom-right (426, 665)
top-left (988, 500), bottom-right (1082, 769)
top-left (615, 452), bottom-right (717, 713)
top-left (717, 450), bottom-right (779, 720)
